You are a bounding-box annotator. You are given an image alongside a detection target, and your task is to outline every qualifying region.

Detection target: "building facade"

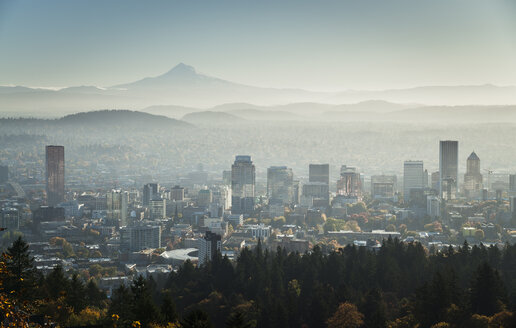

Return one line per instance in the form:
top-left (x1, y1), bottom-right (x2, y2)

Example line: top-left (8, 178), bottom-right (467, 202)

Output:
top-left (107, 190), bottom-right (128, 226)
top-left (46, 145), bottom-right (65, 206)
top-left (120, 225), bottom-right (161, 251)
top-left (404, 161), bottom-right (424, 203)
top-left (143, 183), bottom-right (159, 207)
top-left (439, 140), bottom-right (459, 199)
top-left (198, 231), bottom-right (222, 266)
top-left (267, 166), bottom-right (294, 205)
top-left (309, 164), bottom-right (330, 185)
top-left (464, 151), bottom-right (483, 199)
top-left (231, 155), bottom-right (255, 215)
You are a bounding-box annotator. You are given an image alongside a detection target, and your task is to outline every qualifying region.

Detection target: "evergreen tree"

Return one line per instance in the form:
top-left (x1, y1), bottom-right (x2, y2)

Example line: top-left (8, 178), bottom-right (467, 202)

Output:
top-left (131, 275), bottom-right (161, 326)
top-left (45, 265), bottom-right (69, 299)
top-left (66, 273), bottom-right (85, 313)
top-left (161, 291), bottom-right (178, 324)
top-left (109, 284), bottom-right (132, 321)
top-left (85, 279), bottom-right (105, 308)
top-left (181, 309), bottom-right (213, 328)
top-left (361, 288), bottom-right (387, 328)
top-left (470, 262), bottom-right (506, 316)
top-left (4, 236), bottom-right (35, 299)
top-left (226, 310), bottom-right (255, 328)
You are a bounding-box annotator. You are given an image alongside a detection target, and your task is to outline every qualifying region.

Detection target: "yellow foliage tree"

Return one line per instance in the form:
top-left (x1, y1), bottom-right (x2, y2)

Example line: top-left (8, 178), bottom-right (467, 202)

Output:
top-left (327, 302), bottom-right (364, 328)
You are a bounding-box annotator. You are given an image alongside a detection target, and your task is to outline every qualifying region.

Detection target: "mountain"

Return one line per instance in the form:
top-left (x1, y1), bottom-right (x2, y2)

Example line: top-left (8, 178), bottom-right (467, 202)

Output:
top-left (329, 85), bottom-right (516, 106)
top-left (2, 64), bottom-right (516, 116)
top-left (227, 108), bottom-right (306, 121)
top-left (58, 110), bottom-right (192, 129)
top-left (113, 63), bottom-right (233, 89)
top-left (181, 111), bottom-right (244, 124)
top-left (142, 105), bottom-right (200, 119)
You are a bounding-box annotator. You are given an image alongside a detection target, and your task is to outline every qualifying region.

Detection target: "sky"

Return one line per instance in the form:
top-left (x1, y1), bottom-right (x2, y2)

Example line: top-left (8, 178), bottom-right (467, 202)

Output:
top-left (1, 0), bottom-right (516, 91)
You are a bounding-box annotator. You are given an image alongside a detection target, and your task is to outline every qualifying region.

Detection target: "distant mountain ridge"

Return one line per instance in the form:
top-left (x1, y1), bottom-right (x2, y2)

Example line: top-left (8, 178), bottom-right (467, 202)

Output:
top-left (2, 63), bottom-right (516, 115)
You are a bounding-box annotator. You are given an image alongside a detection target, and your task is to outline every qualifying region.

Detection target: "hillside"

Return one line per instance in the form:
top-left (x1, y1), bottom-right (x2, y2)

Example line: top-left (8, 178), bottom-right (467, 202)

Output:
top-left (181, 111), bottom-right (244, 124)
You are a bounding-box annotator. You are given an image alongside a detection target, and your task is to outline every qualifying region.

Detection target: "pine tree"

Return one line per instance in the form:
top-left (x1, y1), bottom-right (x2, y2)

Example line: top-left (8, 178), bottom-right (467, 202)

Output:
top-left (226, 310), bottom-right (255, 328)
top-left (5, 236), bottom-right (35, 299)
top-left (181, 309), bottom-right (213, 328)
top-left (161, 291), bottom-right (178, 324)
top-left (45, 265), bottom-right (69, 299)
top-left (85, 279), bottom-right (105, 308)
top-left (66, 273), bottom-right (85, 313)
top-left (131, 275), bottom-right (161, 326)
top-left (470, 262), bottom-right (506, 316)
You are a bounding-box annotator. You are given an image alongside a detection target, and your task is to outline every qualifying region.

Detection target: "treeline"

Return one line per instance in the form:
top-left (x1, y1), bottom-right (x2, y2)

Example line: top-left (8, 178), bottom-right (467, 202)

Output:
top-left (2, 236), bottom-right (516, 327)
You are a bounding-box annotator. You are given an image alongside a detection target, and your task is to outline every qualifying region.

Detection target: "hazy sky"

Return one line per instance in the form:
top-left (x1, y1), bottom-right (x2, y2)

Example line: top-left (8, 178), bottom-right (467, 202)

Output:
top-left (1, 0), bottom-right (516, 90)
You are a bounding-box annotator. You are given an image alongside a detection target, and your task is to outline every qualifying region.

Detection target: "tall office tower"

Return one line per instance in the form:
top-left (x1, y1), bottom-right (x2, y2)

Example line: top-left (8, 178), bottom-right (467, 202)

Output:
top-left (267, 166), bottom-right (294, 205)
top-left (150, 197), bottom-right (166, 219)
top-left (143, 183), bottom-right (159, 206)
top-left (231, 155), bottom-right (255, 215)
top-left (431, 171), bottom-right (440, 191)
top-left (212, 185), bottom-right (231, 210)
top-left (427, 196), bottom-right (440, 218)
top-left (198, 189), bottom-right (213, 207)
top-left (403, 161), bottom-right (424, 202)
top-left (46, 145), bottom-right (65, 206)
top-left (198, 231), bottom-right (222, 266)
top-left (292, 180), bottom-right (300, 204)
top-left (222, 170), bottom-right (232, 186)
top-left (107, 189), bottom-right (128, 226)
top-left (464, 151), bottom-right (483, 198)
top-left (439, 140), bottom-right (459, 199)
top-left (336, 165), bottom-right (362, 198)
top-left (309, 164), bottom-right (330, 185)
top-left (171, 185), bottom-right (185, 201)
top-left (371, 175), bottom-right (397, 200)
top-left (509, 174), bottom-right (516, 195)
top-left (0, 165), bottom-right (7, 183)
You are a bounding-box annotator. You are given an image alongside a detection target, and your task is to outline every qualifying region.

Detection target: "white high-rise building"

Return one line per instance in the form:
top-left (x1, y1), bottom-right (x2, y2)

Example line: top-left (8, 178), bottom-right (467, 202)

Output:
top-left (404, 161), bottom-right (424, 202)
top-left (198, 231), bottom-right (222, 266)
top-left (427, 196), bottom-right (440, 218)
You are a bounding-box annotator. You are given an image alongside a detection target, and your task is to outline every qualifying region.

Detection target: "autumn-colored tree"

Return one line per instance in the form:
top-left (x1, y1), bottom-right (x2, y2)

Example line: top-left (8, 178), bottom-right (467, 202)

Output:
top-left (327, 302), bottom-right (364, 328)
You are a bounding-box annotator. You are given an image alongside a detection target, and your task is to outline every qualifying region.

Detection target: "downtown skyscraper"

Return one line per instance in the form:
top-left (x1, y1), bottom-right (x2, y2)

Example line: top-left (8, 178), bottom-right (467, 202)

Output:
top-left (267, 166), bottom-right (294, 205)
top-left (439, 140), bottom-right (459, 199)
top-left (231, 155), bottom-right (255, 215)
top-left (403, 160), bottom-right (424, 202)
top-left (46, 145), bottom-right (65, 206)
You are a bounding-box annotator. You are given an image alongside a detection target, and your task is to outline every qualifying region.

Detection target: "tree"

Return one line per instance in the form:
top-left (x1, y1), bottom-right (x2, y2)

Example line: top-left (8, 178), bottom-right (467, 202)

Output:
top-left (109, 284), bottom-right (133, 324)
top-left (131, 275), bottom-right (161, 326)
top-left (327, 302), bottom-right (364, 328)
top-left (181, 309), bottom-right (213, 328)
top-left (66, 306), bottom-right (102, 326)
top-left (45, 265), bottom-right (69, 299)
top-left (226, 310), bottom-right (255, 328)
top-left (161, 291), bottom-right (178, 324)
top-left (66, 273), bottom-right (85, 313)
top-left (361, 289), bottom-right (387, 328)
top-left (85, 279), bottom-right (106, 308)
top-left (470, 263), bottom-right (506, 316)
top-left (4, 236), bottom-right (35, 299)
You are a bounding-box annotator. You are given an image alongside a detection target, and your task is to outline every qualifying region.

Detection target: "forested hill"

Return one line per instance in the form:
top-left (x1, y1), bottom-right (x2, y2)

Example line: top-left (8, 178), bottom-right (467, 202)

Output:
top-left (4, 237), bottom-right (516, 327)
top-left (0, 110), bottom-right (193, 130)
